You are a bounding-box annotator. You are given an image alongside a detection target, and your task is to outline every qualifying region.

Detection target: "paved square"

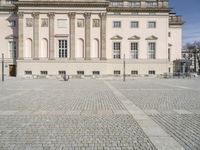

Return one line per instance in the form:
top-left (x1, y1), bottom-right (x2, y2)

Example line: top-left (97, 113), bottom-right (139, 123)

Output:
top-left (0, 78), bottom-right (200, 150)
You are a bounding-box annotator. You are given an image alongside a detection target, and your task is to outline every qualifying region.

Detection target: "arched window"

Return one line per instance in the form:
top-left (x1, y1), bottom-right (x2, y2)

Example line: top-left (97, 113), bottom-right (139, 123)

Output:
top-left (76, 38), bottom-right (84, 58)
top-left (40, 38), bottom-right (48, 58)
top-left (25, 38), bottom-right (32, 58)
top-left (91, 38), bottom-right (99, 58)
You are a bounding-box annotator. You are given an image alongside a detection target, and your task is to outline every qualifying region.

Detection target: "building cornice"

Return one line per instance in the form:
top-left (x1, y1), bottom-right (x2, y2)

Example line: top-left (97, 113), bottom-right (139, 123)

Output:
top-left (107, 7), bottom-right (170, 13)
top-left (15, 1), bottom-right (109, 8)
top-left (0, 6), bottom-right (16, 11)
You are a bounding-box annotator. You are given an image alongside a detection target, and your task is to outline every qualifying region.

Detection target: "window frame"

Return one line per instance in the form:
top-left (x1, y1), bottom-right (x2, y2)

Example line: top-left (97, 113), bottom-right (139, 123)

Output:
top-left (130, 21), bottom-right (139, 28)
top-left (148, 42), bottom-right (156, 59)
top-left (113, 21), bottom-right (121, 28)
top-left (148, 21), bottom-right (156, 28)
top-left (130, 42), bottom-right (139, 59)
top-left (113, 42), bottom-right (121, 59)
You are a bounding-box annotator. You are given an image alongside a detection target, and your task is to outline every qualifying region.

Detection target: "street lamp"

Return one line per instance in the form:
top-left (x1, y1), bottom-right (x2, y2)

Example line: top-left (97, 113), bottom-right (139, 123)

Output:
top-left (2, 53), bottom-right (4, 82)
top-left (123, 54), bottom-right (125, 82)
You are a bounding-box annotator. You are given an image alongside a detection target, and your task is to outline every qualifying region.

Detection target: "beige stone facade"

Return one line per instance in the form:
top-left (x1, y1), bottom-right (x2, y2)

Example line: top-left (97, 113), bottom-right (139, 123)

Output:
top-left (0, 0), bottom-right (183, 77)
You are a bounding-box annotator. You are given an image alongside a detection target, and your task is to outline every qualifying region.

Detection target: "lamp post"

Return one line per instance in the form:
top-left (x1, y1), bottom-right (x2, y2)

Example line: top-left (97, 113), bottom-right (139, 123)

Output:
top-left (123, 54), bottom-right (125, 82)
top-left (2, 53), bottom-right (4, 82)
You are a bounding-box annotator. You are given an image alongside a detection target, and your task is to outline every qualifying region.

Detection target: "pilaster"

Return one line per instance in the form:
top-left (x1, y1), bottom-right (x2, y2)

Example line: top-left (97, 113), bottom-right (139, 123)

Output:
top-left (32, 12), bottom-right (40, 59)
top-left (48, 12), bottom-right (55, 59)
top-left (84, 12), bottom-right (91, 60)
top-left (17, 12), bottom-right (24, 59)
top-left (68, 12), bottom-right (76, 59)
top-left (99, 13), bottom-right (107, 60)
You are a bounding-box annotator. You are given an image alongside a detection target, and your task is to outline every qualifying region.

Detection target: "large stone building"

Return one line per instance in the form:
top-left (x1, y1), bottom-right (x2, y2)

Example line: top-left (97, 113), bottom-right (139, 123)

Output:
top-left (0, 0), bottom-right (183, 78)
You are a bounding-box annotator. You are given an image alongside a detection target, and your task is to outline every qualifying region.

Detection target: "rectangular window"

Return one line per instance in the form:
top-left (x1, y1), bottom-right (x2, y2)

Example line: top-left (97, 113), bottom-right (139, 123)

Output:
top-left (25, 71), bottom-right (32, 75)
top-left (131, 21), bottom-right (139, 28)
top-left (41, 71), bottom-right (48, 75)
top-left (58, 40), bottom-right (68, 58)
top-left (148, 21), bottom-right (156, 28)
top-left (114, 70), bottom-right (121, 75)
top-left (93, 71), bottom-right (100, 75)
top-left (77, 71), bottom-right (84, 75)
top-left (8, 20), bottom-right (16, 27)
top-left (131, 70), bottom-right (138, 75)
top-left (113, 42), bottom-right (121, 59)
top-left (168, 32), bottom-right (171, 37)
top-left (9, 41), bottom-right (17, 58)
top-left (149, 70), bottom-right (155, 75)
top-left (113, 21), bottom-right (121, 28)
top-left (146, 1), bottom-right (158, 7)
top-left (129, 2), bottom-right (141, 7)
top-left (57, 19), bottom-right (67, 28)
top-left (168, 48), bottom-right (171, 61)
top-left (148, 42), bottom-right (156, 59)
top-left (58, 71), bottom-right (66, 75)
top-left (130, 42), bottom-right (138, 59)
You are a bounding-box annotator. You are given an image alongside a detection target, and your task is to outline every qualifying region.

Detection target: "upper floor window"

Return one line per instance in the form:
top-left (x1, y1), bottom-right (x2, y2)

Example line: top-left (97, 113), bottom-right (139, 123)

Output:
top-left (131, 21), bottom-right (139, 28)
top-left (129, 1), bottom-right (141, 7)
top-left (148, 21), bottom-right (156, 28)
top-left (113, 21), bottom-right (121, 28)
top-left (57, 19), bottom-right (67, 28)
top-left (58, 40), bottom-right (68, 58)
top-left (8, 20), bottom-right (16, 27)
top-left (130, 42), bottom-right (139, 59)
top-left (148, 42), bottom-right (156, 59)
top-left (113, 42), bottom-right (121, 59)
top-left (9, 41), bottom-right (17, 58)
top-left (146, 1), bottom-right (158, 7)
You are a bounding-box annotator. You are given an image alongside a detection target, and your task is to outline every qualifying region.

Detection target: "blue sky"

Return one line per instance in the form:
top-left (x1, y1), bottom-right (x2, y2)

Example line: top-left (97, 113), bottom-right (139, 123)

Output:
top-left (169, 0), bottom-right (200, 45)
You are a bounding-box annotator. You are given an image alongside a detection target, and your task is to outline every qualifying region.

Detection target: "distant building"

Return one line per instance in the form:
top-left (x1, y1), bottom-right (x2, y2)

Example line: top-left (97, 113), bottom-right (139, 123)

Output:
top-left (0, 0), bottom-right (183, 77)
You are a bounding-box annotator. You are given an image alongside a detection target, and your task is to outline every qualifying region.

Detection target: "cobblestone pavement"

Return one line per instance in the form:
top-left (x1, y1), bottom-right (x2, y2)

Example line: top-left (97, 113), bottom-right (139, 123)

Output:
top-left (110, 78), bottom-right (200, 150)
top-left (0, 79), bottom-right (156, 150)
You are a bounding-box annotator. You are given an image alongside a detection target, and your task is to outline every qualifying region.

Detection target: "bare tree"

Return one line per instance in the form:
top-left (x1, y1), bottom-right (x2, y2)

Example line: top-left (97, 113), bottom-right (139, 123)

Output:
top-left (185, 41), bottom-right (200, 74)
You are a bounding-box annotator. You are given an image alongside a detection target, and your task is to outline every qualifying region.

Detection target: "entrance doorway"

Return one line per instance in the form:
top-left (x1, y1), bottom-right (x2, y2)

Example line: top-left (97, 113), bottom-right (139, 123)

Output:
top-left (9, 65), bottom-right (16, 77)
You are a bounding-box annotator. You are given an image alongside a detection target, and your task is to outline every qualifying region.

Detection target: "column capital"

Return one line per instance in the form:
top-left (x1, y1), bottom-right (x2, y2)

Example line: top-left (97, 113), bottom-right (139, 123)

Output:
top-left (68, 12), bottom-right (76, 19)
top-left (32, 12), bottom-right (40, 19)
top-left (17, 12), bottom-right (24, 19)
top-left (99, 12), bottom-right (107, 19)
top-left (84, 12), bottom-right (91, 19)
top-left (47, 12), bottom-right (55, 19)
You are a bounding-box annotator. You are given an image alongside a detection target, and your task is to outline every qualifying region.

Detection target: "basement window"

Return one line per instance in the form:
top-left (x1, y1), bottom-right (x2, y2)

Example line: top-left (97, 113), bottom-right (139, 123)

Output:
top-left (25, 71), bottom-right (32, 75)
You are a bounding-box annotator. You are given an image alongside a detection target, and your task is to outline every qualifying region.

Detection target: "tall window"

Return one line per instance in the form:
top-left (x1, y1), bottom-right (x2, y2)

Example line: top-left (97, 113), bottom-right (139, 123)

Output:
top-left (148, 42), bottom-right (156, 59)
top-left (168, 48), bottom-right (171, 61)
top-left (130, 42), bottom-right (138, 59)
top-left (148, 21), bottom-right (156, 28)
top-left (131, 21), bottom-right (139, 28)
top-left (58, 40), bottom-right (67, 58)
top-left (113, 42), bottom-right (121, 59)
top-left (113, 21), bottom-right (121, 28)
top-left (9, 41), bottom-right (16, 58)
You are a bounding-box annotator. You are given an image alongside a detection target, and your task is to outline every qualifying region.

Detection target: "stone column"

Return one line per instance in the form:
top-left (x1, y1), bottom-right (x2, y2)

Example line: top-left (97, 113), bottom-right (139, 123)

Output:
top-left (17, 12), bottom-right (24, 59)
top-left (99, 13), bottom-right (107, 60)
top-left (48, 13), bottom-right (55, 59)
top-left (32, 12), bottom-right (40, 59)
top-left (68, 12), bottom-right (76, 59)
top-left (84, 13), bottom-right (91, 60)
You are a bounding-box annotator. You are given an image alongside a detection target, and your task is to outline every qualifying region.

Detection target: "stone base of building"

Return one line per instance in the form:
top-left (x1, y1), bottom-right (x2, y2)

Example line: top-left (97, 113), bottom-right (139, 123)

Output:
top-left (16, 59), bottom-right (171, 78)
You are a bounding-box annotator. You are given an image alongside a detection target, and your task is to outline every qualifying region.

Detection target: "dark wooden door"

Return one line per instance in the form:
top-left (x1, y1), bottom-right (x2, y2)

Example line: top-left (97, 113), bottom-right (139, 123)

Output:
top-left (9, 65), bottom-right (16, 77)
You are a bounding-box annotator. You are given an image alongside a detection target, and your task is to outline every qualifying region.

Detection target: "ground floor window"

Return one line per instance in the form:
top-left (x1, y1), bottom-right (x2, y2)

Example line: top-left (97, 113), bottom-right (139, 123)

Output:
top-left (77, 71), bottom-right (84, 75)
top-left (25, 71), bottom-right (32, 75)
top-left (131, 70), bottom-right (138, 75)
top-left (114, 70), bottom-right (121, 75)
top-left (41, 71), bottom-right (48, 75)
top-left (149, 70), bottom-right (155, 75)
top-left (113, 42), bottom-right (121, 59)
top-left (93, 71), bottom-right (100, 75)
top-left (9, 41), bottom-right (17, 58)
top-left (58, 40), bottom-right (68, 58)
top-left (130, 42), bottom-right (138, 59)
top-left (58, 71), bottom-right (66, 75)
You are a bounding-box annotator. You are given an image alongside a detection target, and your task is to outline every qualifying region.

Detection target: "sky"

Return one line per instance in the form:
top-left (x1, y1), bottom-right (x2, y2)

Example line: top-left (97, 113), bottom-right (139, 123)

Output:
top-left (169, 0), bottom-right (200, 46)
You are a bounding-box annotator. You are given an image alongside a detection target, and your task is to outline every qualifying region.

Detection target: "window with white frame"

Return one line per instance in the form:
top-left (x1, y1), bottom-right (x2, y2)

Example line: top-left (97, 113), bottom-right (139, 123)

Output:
top-left (148, 21), bottom-right (156, 28)
top-left (58, 40), bottom-right (68, 58)
top-left (113, 21), bottom-right (121, 28)
top-left (148, 42), bottom-right (156, 59)
top-left (131, 21), bottom-right (139, 28)
top-left (130, 42), bottom-right (139, 59)
top-left (9, 41), bottom-right (17, 58)
top-left (113, 42), bottom-right (121, 59)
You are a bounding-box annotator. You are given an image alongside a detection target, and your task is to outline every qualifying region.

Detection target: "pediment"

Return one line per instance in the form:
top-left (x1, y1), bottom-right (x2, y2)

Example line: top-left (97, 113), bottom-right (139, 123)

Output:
top-left (145, 35), bottom-right (158, 40)
top-left (110, 35), bottom-right (123, 40)
top-left (128, 35), bottom-right (140, 40)
top-left (5, 35), bottom-right (17, 39)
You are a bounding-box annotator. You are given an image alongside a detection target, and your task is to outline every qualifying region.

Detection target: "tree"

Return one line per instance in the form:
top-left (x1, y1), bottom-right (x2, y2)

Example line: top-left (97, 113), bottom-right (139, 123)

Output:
top-left (185, 41), bottom-right (200, 74)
